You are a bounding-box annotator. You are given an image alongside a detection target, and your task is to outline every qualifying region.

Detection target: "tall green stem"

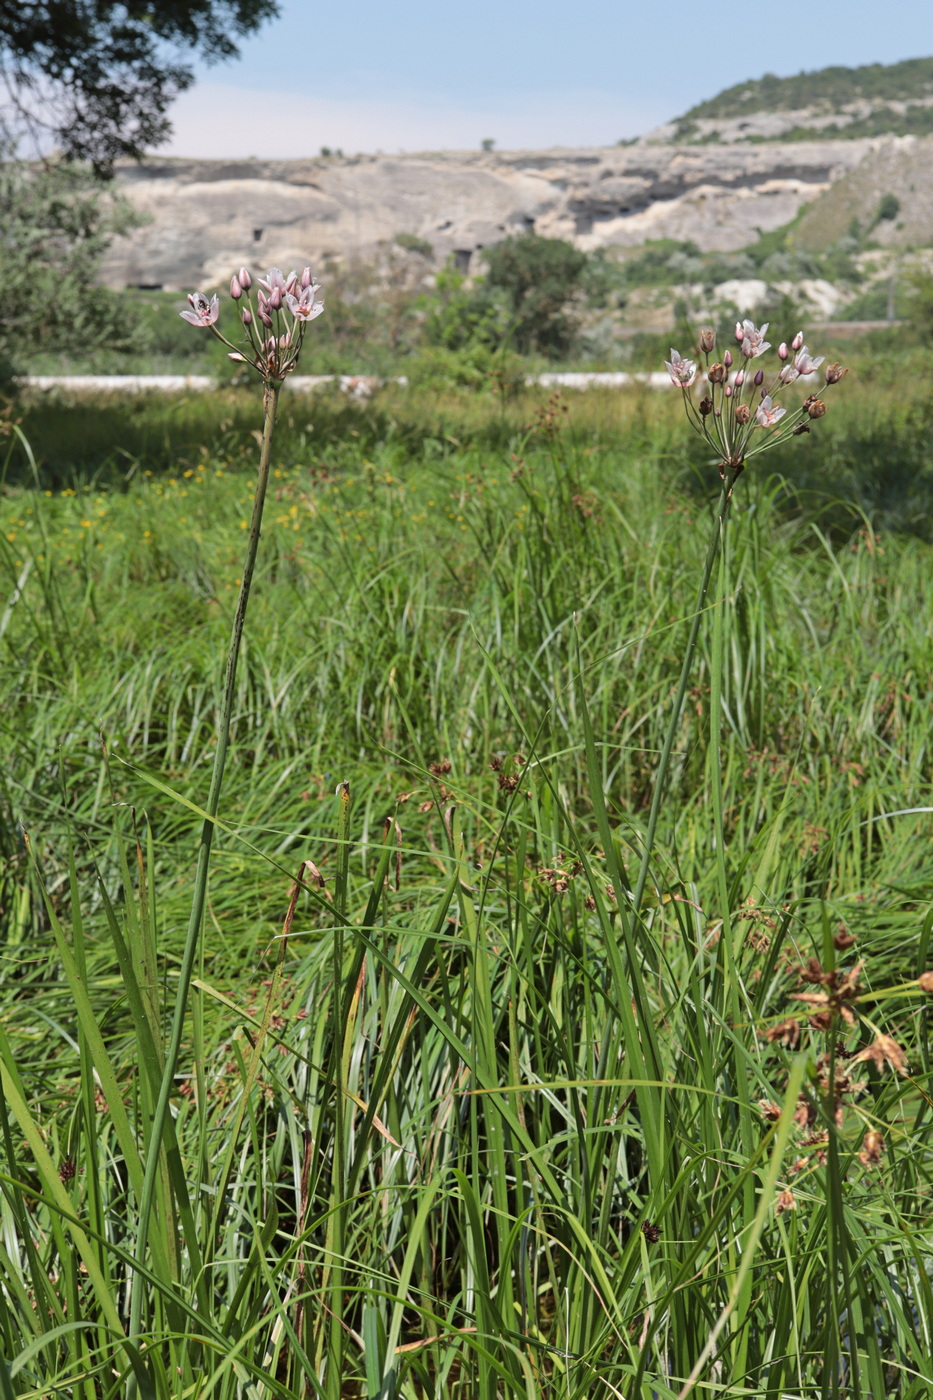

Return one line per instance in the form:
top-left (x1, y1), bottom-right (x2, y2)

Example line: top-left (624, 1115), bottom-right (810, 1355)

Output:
top-left (127, 380), bottom-right (281, 1367)
top-left (631, 466), bottom-right (741, 914)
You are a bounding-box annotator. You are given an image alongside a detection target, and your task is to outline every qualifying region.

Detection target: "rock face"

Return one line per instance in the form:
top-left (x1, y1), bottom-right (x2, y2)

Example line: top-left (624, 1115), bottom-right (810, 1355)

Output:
top-left (794, 136), bottom-right (933, 250)
top-left (101, 140), bottom-right (876, 290)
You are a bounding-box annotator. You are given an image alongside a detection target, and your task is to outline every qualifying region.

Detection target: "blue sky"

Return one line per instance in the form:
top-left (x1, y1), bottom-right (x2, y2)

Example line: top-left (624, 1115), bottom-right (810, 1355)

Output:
top-left (163, 0), bottom-right (933, 156)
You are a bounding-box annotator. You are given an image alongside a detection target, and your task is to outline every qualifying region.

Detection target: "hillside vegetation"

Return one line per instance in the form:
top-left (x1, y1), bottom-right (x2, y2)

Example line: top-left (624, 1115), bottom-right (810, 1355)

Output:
top-left (668, 55), bottom-right (933, 143)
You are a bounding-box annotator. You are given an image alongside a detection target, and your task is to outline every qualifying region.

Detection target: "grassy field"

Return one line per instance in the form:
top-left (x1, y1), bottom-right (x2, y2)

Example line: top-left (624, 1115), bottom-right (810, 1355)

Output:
top-left (0, 372), bottom-right (931, 1398)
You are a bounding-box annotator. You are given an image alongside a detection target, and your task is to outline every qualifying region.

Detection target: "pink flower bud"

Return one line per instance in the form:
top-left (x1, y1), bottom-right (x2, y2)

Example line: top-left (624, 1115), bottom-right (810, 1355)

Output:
top-left (724, 384), bottom-right (733, 397)
top-left (301, 266), bottom-right (313, 289)
top-left (230, 274), bottom-right (242, 299)
top-left (279, 334), bottom-right (288, 349)
top-left (754, 369), bottom-right (764, 386)
top-left (792, 331), bottom-right (804, 352)
top-left (735, 322), bottom-right (744, 343)
top-left (238, 267), bottom-right (252, 289)
top-left (723, 350), bottom-right (732, 369)
top-left (269, 286), bottom-right (283, 310)
top-left (778, 342), bottom-right (788, 360)
top-left (258, 306), bottom-right (273, 327)
top-left (241, 307), bottom-right (252, 325)
top-left (285, 270), bottom-right (298, 294)
top-left (228, 351), bottom-right (246, 361)
top-left (735, 370), bottom-right (745, 386)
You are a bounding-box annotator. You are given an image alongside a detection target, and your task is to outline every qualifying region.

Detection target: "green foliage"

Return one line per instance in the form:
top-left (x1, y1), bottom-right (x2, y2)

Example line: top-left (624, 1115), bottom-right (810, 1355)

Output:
top-left (394, 231), bottom-right (433, 258)
top-left (877, 192), bottom-right (901, 221)
top-left (0, 0), bottom-right (280, 168)
top-left (0, 156), bottom-right (149, 374)
top-left (423, 261), bottom-right (507, 352)
top-left (903, 269), bottom-right (933, 342)
top-left (682, 56), bottom-right (933, 121)
top-left (484, 232), bottom-right (588, 356)
top-left (0, 382), bottom-right (932, 1395)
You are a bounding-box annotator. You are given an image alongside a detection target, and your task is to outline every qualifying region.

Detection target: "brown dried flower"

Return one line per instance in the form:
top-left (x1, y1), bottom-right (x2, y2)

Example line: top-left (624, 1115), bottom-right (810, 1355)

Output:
top-left (734, 403), bottom-right (751, 425)
top-left (917, 971), bottom-right (933, 996)
top-left (859, 1129), bottom-right (885, 1167)
top-left (806, 398), bottom-right (827, 419)
top-left (764, 1018), bottom-right (802, 1049)
top-left (824, 362), bottom-right (848, 384)
top-left (698, 326), bottom-right (716, 354)
top-left (851, 1034), bottom-right (907, 1076)
top-left (775, 1188), bottom-right (797, 1216)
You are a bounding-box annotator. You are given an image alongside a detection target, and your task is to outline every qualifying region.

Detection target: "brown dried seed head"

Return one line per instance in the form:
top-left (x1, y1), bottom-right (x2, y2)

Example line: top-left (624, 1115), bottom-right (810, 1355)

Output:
top-left (852, 1034), bottom-right (907, 1075)
top-left (758, 1099), bottom-right (783, 1122)
top-left (708, 362), bottom-right (726, 384)
top-left (429, 759), bottom-right (452, 776)
top-left (807, 398), bottom-right (827, 419)
top-left (775, 1188), bottom-right (797, 1216)
top-left (699, 395), bottom-right (713, 417)
top-left (641, 1221), bottom-right (661, 1244)
top-left (698, 326), bottom-right (716, 354)
top-left (834, 925), bottom-right (857, 950)
top-left (764, 1017), bottom-right (802, 1049)
top-left (734, 403), bottom-right (751, 425)
top-left (917, 971), bottom-right (933, 995)
top-left (59, 1159), bottom-right (77, 1183)
top-left (824, 362), bottom-right (848, 384)
top-left (792, 423), bottom-right (811, 436)
top-left (861, 1129), bottom-right (884, 1163)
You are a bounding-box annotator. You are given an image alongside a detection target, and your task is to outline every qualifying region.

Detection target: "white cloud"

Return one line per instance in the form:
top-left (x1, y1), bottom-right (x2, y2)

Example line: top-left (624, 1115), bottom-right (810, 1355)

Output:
top-left (159, 82), bottom-right (664, 158)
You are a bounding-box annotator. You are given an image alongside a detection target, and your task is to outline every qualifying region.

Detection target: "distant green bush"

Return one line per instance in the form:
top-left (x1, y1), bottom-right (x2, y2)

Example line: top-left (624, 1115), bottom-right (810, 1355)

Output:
top-left (484, 233), bottom-right (588, 356)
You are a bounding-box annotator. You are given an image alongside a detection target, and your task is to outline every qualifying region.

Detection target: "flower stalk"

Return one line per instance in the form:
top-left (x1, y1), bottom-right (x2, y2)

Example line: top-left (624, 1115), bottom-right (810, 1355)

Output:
top-left (127, 269), bottom-right (324, 1376)
top-left (634, 322), bottom-right (849, 914)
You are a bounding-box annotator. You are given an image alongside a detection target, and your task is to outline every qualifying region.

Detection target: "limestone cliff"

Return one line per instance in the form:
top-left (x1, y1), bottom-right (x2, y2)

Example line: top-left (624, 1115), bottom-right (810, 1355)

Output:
top-left (101, 141), bottom-right (874, 290)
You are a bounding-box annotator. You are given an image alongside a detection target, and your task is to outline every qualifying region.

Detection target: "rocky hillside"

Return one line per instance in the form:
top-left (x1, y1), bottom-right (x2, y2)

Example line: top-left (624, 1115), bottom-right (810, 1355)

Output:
top-left (101, 141), bottom-right (870, 290)
top-left (98, 55), bottom-right (933, 293)
top-left (649, 56), bottom-right (933, 145)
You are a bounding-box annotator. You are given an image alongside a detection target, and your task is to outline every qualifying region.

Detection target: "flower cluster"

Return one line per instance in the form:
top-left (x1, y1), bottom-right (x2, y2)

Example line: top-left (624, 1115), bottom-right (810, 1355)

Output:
top-left (664, 320), bottom-right (848, 479)
top-left (181, 265), bottom-right (325, 382)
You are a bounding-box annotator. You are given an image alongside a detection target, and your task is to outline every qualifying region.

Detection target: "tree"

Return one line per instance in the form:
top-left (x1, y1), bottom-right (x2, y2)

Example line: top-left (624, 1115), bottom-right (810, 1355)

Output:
top-left (0, 152), bottom-right (144, 370)
top-left (0, 0), bottom-right (279, 171)
top-left (484, 234), bottom-right (588, 357)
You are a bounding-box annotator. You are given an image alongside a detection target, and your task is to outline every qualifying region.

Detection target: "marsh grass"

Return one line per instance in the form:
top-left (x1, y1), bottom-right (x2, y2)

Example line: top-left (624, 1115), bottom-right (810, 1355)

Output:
top-left (0, 383), bottom-right (931, 1397)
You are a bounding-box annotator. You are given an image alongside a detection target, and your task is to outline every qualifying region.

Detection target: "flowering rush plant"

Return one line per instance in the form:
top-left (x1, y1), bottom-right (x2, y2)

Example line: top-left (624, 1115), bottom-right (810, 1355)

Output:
top-left (665, 320), bottom-right (848, 479)
top-left (628, 323), bottom-right (849, 920)
top-left (129, 266), bottom-right (325, 1343)
top-left (181, 264), bottom-right (324, 382)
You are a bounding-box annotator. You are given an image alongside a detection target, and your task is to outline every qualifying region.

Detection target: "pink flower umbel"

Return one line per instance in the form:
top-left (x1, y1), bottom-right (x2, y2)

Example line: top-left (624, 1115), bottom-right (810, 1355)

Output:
top-left (180, 264), bottom-right (326, 384)
top-left (180, 292), bottom-right (220, 326)
top-left (756, 395), bottom-right (785, 428)
top-left (664, 349), bottom-right (698, 388)
top-left (665, 322), bottom-right (847, 480)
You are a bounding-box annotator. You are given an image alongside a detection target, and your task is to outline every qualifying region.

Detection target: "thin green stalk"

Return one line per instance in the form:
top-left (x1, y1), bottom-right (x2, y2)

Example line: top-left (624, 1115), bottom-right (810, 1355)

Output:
top-left (631, 465), bottom-right (741, 915)
top-left (127, 379), bottom-right (281, 1369)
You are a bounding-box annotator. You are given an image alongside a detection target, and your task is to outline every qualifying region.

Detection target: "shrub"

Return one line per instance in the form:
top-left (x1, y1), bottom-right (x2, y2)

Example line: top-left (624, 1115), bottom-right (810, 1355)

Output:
top-left (483, 233), bottom-right (588, 356)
